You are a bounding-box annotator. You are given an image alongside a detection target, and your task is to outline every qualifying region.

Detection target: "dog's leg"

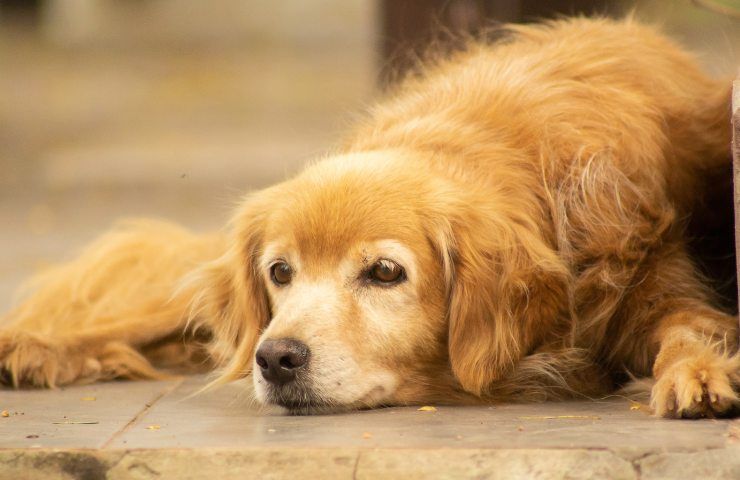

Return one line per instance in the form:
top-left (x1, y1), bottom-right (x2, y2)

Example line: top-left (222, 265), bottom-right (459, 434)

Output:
top-left (608, 244), bottom-right (740, 418)
top-left (0, 220), bottom-right (221, 388)
top-left (0, 312), bottom-right (182, 388)
top-left (650, 305), bottom-right (739, 418)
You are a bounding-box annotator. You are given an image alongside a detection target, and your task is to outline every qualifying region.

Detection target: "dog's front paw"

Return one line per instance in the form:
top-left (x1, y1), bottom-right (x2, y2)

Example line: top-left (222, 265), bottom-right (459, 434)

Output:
top-left (651, 353), bottom-right (740, 419)
top-left (0, 329), bottom-right (101, 388)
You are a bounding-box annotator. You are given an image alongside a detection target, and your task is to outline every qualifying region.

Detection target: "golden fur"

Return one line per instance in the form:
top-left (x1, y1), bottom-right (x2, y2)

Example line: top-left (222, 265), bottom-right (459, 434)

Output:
top-left (1, 17), bottom-right (738, 418)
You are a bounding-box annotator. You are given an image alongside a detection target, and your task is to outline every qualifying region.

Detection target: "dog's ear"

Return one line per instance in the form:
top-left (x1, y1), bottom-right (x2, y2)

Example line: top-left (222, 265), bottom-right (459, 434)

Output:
top-left (434, 192), bottom-right (569, 396)
top-left (186, 193), bottom-right (272, 384)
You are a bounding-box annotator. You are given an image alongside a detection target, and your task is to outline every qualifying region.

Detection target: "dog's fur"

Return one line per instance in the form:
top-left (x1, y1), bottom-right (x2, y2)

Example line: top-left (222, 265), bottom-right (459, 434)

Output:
top-left (2, 18), bottom-right (739, 418)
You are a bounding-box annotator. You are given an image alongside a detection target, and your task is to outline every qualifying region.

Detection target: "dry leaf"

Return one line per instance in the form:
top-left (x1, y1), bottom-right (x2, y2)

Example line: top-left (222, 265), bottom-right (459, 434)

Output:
top-left (1, 410), bottom-right (8, 418)
top-left (146, 425), bottom-right (161, 430)
top-left (417, 406), bottom-right (437, 412)
top-left (629, 401), bottom-right (651, 413)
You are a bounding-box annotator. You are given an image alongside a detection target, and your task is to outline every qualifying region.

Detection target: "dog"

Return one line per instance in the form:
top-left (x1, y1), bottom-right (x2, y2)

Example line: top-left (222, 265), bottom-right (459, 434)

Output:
top-left (1, 17), bottom-right (738, 418)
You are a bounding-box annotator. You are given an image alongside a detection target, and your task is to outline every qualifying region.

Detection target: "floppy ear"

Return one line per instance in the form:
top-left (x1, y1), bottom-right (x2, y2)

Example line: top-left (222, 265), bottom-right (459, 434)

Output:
top-left (186, 194), bottom-right (272, 384)
top-left (437, 194), bottom-right (569, 396)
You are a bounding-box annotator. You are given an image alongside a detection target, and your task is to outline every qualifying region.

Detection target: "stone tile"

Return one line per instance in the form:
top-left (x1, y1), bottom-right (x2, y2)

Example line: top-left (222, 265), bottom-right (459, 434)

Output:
top-left (0, 450), bottom-right (121, 480)
top-left (107, 376), bottom-right (283, 449)
top-left (0, 379), bottom-right (180, 449)
top-left (8, 446), bottom-right (740, 480)
top-left (356, 449), bottom-right (637, 480)
top-left (110, 375), bottom-right (732, 451)
top-left (6, 445), bottom-right (740, 480)
top-left (0, 375), bottom-right (738, 479)
top-left (0, 448), bottom-right (359, 480)
top-left (107, 448), bottom-right (360, 480)
top-left (637, 446), bottom-right (740, 480)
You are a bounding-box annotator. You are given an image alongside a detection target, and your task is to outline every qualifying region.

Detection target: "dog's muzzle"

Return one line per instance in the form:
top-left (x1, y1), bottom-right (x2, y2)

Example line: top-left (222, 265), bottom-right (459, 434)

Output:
top-left (255, 338), bottom-right (330, 413)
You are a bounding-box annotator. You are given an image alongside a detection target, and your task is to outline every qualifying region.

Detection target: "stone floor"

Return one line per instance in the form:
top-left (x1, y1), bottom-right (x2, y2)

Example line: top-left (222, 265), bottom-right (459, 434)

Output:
top-left (0, 375), bottom-right (738, 479)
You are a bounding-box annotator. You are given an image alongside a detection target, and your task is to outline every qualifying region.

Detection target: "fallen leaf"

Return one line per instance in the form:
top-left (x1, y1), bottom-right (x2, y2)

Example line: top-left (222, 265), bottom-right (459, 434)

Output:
top-left (629, 401), bottom-right (651, 413)
top-left (362, 432), bottom-right (373, 439)
top-left (417, 406), bottom-right (437, 412)
top-left (1, 411), bottom-right (8, 418)
top-left (517, 425), bottom-right (525, 431)
top-left (517, 415), bottom-right (600, 420)
top-left (80, 397), bottom-right (96, 402)
top-left (146, 425), bottom-right (161, 430)
top-left (25, 435), bottom-right (39, 439)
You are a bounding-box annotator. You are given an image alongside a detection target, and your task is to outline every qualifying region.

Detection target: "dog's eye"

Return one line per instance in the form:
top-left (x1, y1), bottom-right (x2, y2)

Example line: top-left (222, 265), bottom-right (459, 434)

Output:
top-left (368, 259), bottom-right (405, 284)
top-left (270, 262), bottom-right (293, 286)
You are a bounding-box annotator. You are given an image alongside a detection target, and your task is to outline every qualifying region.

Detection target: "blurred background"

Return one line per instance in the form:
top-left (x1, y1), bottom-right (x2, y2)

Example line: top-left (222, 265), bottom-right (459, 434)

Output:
top-left (1, 0), bottom-right (739, 312)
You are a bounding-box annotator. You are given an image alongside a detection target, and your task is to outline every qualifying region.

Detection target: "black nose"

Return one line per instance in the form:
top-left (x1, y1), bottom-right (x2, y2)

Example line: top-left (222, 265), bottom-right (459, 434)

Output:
top-left (255, 338), bottom-right (310, 386)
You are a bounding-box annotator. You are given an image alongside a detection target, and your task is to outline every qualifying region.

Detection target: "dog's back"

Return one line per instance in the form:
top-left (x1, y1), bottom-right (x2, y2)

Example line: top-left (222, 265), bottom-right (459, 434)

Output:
top-left (349, 18), bottom-right (737, 410)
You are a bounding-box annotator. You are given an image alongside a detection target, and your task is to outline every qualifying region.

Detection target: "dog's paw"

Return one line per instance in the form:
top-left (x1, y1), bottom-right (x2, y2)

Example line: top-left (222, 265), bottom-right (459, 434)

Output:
top-left (0, 329), bottom-right (102, 388)
top-left (651, 352), bottom-right (740, 419)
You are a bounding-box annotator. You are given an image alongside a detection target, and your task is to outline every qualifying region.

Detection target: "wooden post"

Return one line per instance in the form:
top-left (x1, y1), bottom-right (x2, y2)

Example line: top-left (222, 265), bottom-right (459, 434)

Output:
top-left (733, 79), bottom-right (740, 327)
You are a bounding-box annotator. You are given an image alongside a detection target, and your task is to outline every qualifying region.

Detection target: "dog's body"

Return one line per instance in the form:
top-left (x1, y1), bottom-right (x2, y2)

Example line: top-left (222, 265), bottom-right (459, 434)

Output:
top-left (2, 18), bottom-right (738, 418)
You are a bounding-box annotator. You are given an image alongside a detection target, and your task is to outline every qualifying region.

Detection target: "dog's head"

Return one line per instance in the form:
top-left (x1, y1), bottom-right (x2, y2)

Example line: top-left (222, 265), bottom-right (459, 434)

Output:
top-left (195, 150), bottom-right (567, 413)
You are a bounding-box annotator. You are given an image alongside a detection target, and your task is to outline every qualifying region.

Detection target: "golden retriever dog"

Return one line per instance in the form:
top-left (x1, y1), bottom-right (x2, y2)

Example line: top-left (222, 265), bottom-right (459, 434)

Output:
top-left (1, 17), bottom-right (738, 418)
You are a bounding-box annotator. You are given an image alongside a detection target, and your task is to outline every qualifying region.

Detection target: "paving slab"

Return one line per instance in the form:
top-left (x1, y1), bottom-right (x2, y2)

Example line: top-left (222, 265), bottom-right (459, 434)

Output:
top-left (1, 375), bottom-right (738, 479)
top-left (108, 376), bottom-right (731, 451)
top-left (0, 379), bottom-right (180, 449)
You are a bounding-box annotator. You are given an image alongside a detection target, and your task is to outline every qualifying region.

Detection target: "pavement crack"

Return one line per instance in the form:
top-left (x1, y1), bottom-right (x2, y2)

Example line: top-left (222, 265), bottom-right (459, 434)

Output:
top-left (632, 458), bottom-right (644, 479)
top-left (100, 378), bottom-right (184, 449)
top-left (352, 451), bottom-right (362, 480)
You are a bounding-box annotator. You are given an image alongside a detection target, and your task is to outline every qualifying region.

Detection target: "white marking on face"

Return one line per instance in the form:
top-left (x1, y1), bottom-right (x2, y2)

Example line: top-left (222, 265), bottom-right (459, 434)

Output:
top-left (253, 240), bottom-right (421, 410)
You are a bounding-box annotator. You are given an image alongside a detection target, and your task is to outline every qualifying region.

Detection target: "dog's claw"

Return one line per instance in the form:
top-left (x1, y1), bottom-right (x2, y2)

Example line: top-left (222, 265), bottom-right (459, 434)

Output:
top-left (651, 355), bottom-right (740, 419)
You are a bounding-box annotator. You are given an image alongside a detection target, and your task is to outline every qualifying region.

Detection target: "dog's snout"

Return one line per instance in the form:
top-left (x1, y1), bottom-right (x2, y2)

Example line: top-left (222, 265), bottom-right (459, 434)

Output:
top-left (255, 338), bottom-right (310, 385)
